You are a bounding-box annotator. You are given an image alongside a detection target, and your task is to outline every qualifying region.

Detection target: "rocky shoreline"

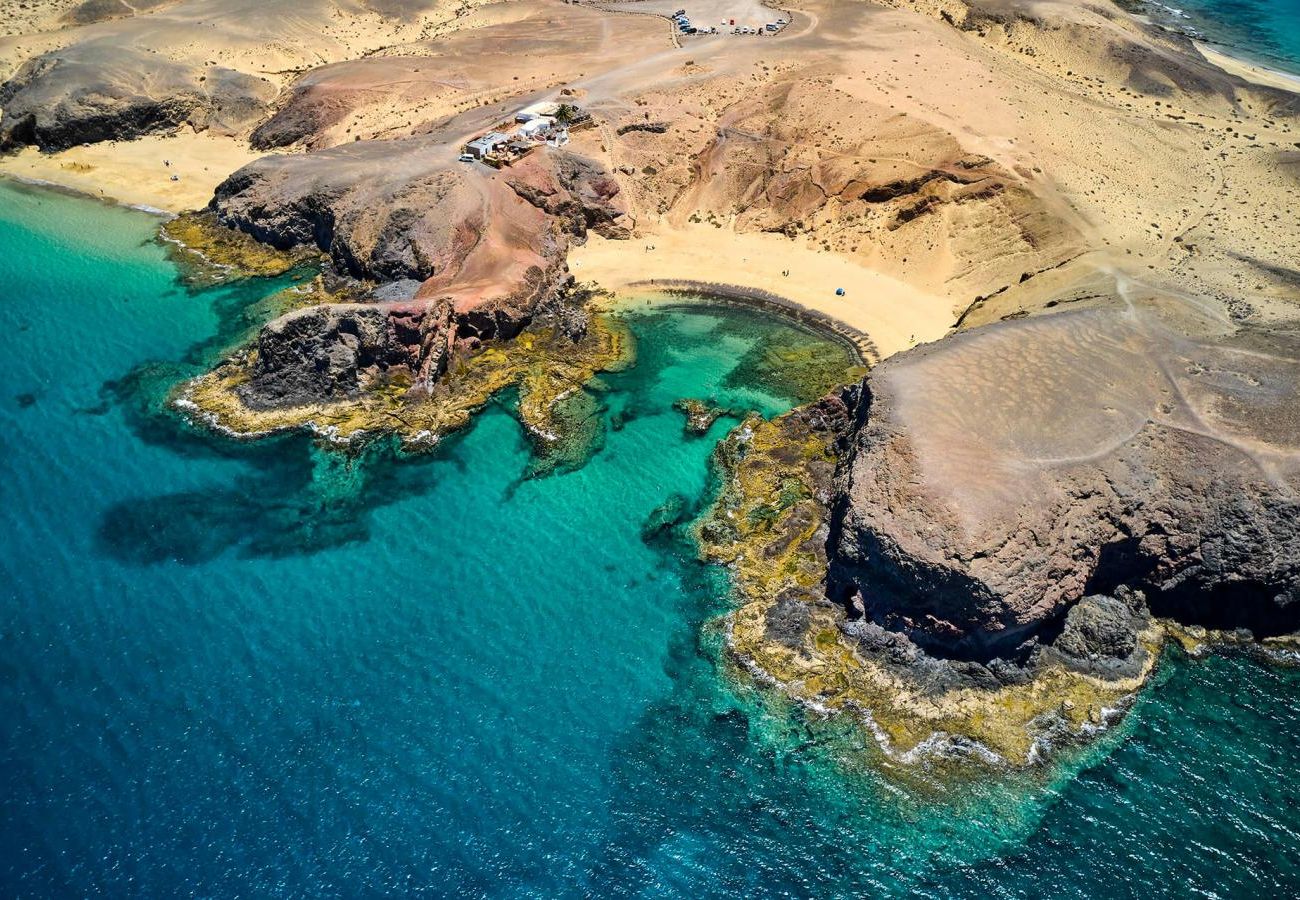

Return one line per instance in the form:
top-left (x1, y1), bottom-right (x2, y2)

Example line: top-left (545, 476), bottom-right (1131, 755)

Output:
top-left (160, 143), bottom-right (638, 465)
top-left (5, 0), bottom-right (1298, 775)
top-left (156, 139), bottom-right (1300, 771)
top-left (695, 287), bottom-right (1300, 767)
top-left (696, 388), bottom-right (1155, 766)
top-left (181, 302), bottom-right (632, 457)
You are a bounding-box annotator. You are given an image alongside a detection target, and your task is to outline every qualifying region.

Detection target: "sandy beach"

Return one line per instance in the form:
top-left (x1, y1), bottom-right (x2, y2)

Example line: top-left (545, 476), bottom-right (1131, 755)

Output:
top-left (571, 227), bottom-right (958, 360)
top-left (1196, 42), bottom-right (1300, 95)
top-left (0, 133), bottom-right (267, 214)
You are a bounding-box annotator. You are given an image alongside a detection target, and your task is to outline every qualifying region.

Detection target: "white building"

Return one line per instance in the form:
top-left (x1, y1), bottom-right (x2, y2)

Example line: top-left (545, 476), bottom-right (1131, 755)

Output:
top-left (516, 101), bottom-right (561, 123)
top-left (518, 117), bottom-right (554, 139)
top-left (465, 131), bottom-right (510, 159)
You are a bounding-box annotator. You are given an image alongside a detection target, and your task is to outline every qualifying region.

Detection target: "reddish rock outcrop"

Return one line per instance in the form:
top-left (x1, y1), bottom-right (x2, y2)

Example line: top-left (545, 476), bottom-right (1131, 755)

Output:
top-left (209, 140), bottom-right (629, 408)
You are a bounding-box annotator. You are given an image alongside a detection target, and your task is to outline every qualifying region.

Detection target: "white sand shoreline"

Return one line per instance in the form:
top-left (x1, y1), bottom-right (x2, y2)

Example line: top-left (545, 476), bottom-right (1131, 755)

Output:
top-left (570, 227), bottom-right (959, 362)
top-left (1196, 41), bottom-right (1300, 94)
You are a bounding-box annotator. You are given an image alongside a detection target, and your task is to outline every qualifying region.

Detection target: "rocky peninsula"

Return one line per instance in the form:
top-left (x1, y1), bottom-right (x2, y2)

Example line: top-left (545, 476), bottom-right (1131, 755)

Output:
top-left (700, 293), bottom-right (1299, 764)
top-left (168, 140), bottom-right (635, 460)
top-left (2, 0), bottom-right (1298, 768)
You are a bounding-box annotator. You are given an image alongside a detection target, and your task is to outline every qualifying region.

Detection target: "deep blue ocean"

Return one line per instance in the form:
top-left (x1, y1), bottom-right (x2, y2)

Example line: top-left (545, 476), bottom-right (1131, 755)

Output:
top-left (1141, 0), bottom-right (1300, 75)
top-left (2, 181), bottom-right (1300, 897)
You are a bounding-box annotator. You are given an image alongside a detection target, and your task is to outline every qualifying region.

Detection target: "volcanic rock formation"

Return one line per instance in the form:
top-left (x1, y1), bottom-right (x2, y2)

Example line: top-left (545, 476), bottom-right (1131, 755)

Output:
top-left (0, 43), bottom-right (275, 151)
top-left (200, 143), bottom-right (628, 415)
top-left (827, 291), bottom-right (1300, 662)
top-left (238, 301), bottom-right (455, 409)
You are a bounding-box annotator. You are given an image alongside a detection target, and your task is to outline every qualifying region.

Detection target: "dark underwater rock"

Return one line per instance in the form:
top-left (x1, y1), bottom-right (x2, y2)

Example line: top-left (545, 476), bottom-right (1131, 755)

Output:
top-left (641, 493), bottom-right (692, 544)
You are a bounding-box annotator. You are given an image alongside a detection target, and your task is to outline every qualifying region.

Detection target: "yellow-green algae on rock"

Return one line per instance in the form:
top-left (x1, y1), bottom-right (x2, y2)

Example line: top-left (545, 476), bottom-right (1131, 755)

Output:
top-left (696, 401), bottom-right (1166, 769)
top-left (1163, 622), bottom-right (1300, 665)
top-left (178, 315), bottom-right (633, 456)
top-left (159, 211), bottom-right (320, 285)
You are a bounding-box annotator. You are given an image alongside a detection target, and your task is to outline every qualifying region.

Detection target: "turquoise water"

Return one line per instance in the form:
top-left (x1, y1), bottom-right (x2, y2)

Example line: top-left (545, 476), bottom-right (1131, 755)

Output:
top-left (3, 180), bottom-right (1300, 896)
top-left (1140, 0), bottom-right (1300, 76)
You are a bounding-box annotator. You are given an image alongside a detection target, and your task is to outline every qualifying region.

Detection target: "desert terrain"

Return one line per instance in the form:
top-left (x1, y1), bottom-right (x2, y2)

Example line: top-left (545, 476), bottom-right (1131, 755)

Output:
top-left (4, 0), bottom-right (1297, 344)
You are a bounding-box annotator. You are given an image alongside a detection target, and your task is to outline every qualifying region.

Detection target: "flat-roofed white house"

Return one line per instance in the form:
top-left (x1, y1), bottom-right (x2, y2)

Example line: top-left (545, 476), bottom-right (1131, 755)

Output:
top-left (518, 117), bottom-right (554, 139)
top-left (465, 131), bottom-right (510, 159)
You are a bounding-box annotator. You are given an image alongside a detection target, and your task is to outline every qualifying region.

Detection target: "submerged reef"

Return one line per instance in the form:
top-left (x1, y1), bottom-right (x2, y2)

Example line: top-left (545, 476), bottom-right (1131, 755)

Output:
top-left (673, 398), bottom-right (741, 435)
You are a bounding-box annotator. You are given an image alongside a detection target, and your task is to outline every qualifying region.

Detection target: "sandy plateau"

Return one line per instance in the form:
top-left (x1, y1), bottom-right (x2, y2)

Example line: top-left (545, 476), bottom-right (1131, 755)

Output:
top-left (2, 0), bottom-right (1299, 767)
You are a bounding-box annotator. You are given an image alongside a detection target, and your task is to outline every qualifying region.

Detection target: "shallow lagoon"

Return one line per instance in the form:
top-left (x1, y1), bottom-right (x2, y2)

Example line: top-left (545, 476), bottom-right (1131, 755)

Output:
top-left (2, 181), bottom-right (1299, 896)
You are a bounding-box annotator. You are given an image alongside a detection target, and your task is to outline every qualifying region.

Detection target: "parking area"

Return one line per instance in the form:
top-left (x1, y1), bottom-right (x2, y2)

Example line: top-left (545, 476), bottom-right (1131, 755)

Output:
top-left (601, 0), bottom-right (787, 35)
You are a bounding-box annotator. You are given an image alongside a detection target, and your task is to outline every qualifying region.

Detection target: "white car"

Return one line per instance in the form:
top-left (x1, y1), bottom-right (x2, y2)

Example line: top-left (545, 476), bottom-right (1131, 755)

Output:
top-left (458, 153), bottom-right (475, 163)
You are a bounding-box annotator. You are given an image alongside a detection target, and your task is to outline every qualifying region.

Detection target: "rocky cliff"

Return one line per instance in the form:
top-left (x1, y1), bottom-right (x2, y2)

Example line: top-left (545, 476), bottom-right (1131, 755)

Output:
top-left (209, 140), bottom-right (629, 287)
top-left (827, 291), bottom-right (1300, 662)
top-left (0, 0), bottom-right (497, 153)
top-left (701, 281), bottom-right (1299, 764)
top-left (238, 301), bottom-right (454, 410)
top-left (185, 144), bottom-right (631, 447)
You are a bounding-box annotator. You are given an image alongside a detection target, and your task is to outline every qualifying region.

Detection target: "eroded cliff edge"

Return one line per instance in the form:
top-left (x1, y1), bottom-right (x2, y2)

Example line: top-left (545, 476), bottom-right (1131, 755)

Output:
top-left (829, 300), bottom-right (1300, 658)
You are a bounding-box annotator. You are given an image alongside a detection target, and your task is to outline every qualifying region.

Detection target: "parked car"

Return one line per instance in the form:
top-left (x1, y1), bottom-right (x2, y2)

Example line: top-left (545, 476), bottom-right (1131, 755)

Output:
top-left (458, 153), bottom-right (475, 163)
